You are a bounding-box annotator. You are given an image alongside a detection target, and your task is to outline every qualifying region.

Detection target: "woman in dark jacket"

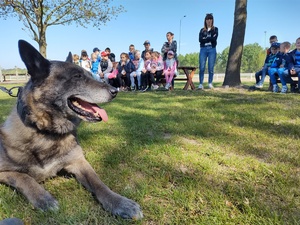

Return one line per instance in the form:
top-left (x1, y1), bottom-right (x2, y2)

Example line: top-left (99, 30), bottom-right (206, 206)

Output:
top-left (198, 13), bottom-right (218, 89)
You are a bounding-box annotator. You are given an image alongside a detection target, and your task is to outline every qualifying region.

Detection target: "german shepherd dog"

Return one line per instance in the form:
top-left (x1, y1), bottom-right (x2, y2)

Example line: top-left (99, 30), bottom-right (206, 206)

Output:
top-left (0, 40), bottom-right (143, 220)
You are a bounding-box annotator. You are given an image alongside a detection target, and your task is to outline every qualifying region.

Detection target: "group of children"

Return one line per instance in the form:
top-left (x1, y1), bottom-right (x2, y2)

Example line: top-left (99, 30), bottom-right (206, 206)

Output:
top-left (253, 36), bottom-right (300, 94)
top-left (73, 43), bottom-right (178, 92)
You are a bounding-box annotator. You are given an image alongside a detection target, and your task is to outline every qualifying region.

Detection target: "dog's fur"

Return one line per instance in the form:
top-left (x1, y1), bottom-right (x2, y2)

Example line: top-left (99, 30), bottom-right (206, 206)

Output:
top-left (0, 40), bottom-right (143, 219)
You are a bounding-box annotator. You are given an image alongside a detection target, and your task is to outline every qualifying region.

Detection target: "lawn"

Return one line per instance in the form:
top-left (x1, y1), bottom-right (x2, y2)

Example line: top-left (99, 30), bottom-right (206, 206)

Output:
top-left (0, 82), bottom-right (299, 225)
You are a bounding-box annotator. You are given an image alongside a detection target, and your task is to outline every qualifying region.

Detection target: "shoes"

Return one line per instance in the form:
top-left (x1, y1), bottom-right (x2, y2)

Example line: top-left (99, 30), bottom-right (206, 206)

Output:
top-left (273, 84), bottom-right (279, 93)
top-left (291, 84), bottom-right (298, 93)
top-left (255, 82), bottom-right (263, 88)
top-left (151, 84), bottom-right (159, 90)
top-left (141, 86), bottom-right (148, 92)
top-left (131, 86), bottom-right (136, 91)
top-left (198, 84), bottom-right (203, 89)
top-left (208, 83), bottom-right (214, 89)
top-left (281, 85), bottom-right (288, 93)
top-left (165, 82), bottom-right (170, 90)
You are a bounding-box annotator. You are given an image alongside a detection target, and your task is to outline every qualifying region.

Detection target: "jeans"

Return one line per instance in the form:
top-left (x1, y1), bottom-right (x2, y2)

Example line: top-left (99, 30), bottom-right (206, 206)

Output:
top-left (268, 68), bottom-right (279, 85)
top-left (255, 66), bottom-right (268, 84)
top-left (278, 68), bottom-right (293, 86)
top-left (130, 71), bottom-right (141, 87)
top-left (199, 46), bottom-right (216, 84)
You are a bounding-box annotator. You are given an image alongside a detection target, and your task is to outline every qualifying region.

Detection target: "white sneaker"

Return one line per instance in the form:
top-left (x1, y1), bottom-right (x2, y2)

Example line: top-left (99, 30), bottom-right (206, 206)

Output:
top-left (165, 82), bottom-right (170, 90)
top-left (198, 84), bottom-right (203, 89)
top-left (208, 83), bottom-right (214, 89)
top-left (151, 84), bottom-right (159, 90)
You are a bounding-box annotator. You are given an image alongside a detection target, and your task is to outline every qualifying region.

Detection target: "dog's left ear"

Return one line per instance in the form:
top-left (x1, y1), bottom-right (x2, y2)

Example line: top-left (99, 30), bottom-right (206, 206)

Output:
top-left (66, 52), bottom-right (73, 63)
top-left (18, 40), bottom-right (50, 83)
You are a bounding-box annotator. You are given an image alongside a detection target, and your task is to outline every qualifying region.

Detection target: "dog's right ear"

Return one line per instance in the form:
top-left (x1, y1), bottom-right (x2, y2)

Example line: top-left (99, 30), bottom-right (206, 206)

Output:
top-left (66, 52), bottom-right (73, 63)
top-left (18, 40), bottom-right (50, 82)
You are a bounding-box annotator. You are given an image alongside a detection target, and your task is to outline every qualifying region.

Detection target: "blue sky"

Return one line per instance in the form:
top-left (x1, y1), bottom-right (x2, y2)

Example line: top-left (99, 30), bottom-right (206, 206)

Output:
top-left (0, 0), bottom-right (299, 69)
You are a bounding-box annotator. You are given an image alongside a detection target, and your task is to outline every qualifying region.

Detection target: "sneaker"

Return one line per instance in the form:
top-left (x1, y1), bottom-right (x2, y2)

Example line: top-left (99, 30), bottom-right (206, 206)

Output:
top-left (151, 84), bottom-right (159, 90)
top-left (255, 82), bottom-right (263, 88)
top-left (131, 86), bottom-right (135, 91)
top-left (208, 83), bottom-right (214, 89)
top-left (198, 84), bottom-right (203, 89)
top-left (165, 82), bottom-right (170, 90)
top-left (281, 85), bottom-right (288, 93)
top-left (273, 84), bottom-right (279, 93)
top-left (141, 86), bottom-right (148, 92)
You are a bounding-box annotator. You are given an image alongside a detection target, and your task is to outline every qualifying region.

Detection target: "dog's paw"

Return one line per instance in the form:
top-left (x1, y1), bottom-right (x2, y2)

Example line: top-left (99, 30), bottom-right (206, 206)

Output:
top-left (33, 192), bottom-right (59, 211)
top-left (102, 194), bottom-right (143, 220)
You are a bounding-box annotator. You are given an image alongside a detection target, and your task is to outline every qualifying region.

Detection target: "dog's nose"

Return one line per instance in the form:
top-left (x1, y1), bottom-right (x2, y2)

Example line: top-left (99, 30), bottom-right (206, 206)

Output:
top-left (110, 87), bottom-right (118, 97)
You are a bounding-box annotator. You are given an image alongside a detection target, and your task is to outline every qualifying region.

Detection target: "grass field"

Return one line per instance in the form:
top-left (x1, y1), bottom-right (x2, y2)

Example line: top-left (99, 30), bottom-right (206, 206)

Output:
top-left (0, 82), bottom-right (299, 225)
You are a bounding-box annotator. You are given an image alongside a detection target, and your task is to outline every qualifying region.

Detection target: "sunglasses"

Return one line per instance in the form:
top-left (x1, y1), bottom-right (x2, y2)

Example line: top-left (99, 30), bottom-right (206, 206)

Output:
top-left (206, 13), bottom-right (213, 16)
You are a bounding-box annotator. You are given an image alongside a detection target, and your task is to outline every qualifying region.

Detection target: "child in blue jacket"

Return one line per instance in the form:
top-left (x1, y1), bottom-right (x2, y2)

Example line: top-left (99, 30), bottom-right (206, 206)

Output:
top-left (255, 42), bottom-right (280, 88)
top-left (269, 42), bottom-right (293, 93)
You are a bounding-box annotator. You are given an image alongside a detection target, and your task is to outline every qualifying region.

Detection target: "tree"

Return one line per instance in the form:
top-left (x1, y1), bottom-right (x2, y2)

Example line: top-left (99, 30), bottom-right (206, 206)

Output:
top-left (0, 0), bottom-right (124, 57)
top-left (223, 0), bottom-right (247, 87)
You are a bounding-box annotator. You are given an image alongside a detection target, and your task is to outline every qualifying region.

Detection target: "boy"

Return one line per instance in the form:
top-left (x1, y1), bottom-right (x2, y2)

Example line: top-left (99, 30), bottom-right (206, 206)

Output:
top-left (269, 42), bottom-right (293, 93)
top-left (255, 42), bottom-right (280, 88)
top-left (287, 37), bottom-right (300, 92)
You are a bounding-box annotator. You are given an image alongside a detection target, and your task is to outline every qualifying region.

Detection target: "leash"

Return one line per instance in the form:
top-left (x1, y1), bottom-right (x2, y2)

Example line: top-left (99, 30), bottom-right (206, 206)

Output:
top-left (0, 86), bottom-right (22, 97)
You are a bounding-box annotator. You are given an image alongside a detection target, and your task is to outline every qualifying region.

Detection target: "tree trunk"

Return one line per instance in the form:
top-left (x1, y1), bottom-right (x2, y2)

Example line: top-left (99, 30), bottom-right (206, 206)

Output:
top-left (223, 0), bottom-right (247, 87)
top-left (38, 33), bottom-right (47, 58)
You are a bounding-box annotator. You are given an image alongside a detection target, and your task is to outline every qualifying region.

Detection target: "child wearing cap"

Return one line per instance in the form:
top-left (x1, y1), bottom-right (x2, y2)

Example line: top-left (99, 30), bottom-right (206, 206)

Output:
top-left (163, 50), bottom-right (177, 90)
top-left (269, 42), bottom-right (293, 93)
top-left (141, 40), bottom-right (153, 60)
top-left (254, 42), bottom-right (280, 89)
top-left (98, 51), bottom-right (113, 83)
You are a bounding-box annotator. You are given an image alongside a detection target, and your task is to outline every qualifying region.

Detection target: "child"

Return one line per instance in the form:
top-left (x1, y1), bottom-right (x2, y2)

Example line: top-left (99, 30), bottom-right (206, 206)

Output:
top-left (79, 50), bottom-right (91, 72)
top-left (90, 52), bottom-right (101, 81)
top-left (73, 54), bottom-right (80, 66)
top-left (254, 43), bottom-right (280, 88)
top-left (149, 51), bottom-right (163, 90)
top-left (287, 37), bottom-right (300, 93)
top-left (269, 42), bottom-right (292, 93)
top-left (163, 50), bottom-right (177, 90)
top-left (141, 50), bottom-right (152, 92)
top-left (130, 50), bottom-right (144, 91)
top-left (110, 53), bottom-right (135, 91)
top-left (98, 51), bottom-right (113, 83)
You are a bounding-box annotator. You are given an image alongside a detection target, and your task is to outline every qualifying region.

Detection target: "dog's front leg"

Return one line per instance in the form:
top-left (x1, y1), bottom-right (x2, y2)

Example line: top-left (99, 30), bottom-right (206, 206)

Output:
top-left (64, 158), bottom-right (143, 220)
top-left (0, 171), bottom-right (58, 211)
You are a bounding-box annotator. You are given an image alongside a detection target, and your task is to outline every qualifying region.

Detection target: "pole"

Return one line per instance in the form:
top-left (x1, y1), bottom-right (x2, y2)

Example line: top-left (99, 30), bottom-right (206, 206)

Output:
top-left (179, 15), bottom-right (186, 57)
top-left (264, 31), bottom-right (267, 50)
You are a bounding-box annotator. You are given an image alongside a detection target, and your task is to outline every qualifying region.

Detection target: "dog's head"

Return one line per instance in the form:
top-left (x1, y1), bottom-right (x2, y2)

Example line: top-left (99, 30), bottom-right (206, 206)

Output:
top-left (17, 40), bottom-right (117, 134)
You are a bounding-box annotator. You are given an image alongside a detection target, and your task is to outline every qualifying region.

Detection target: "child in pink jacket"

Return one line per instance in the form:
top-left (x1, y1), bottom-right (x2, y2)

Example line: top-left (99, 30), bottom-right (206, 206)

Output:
top-left (163, 50), bottom-right (177, 90)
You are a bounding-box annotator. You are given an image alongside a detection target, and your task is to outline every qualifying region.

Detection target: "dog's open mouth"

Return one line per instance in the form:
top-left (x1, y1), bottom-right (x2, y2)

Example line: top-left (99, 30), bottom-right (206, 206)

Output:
top-left (67, 97), bottom-right (108, 122)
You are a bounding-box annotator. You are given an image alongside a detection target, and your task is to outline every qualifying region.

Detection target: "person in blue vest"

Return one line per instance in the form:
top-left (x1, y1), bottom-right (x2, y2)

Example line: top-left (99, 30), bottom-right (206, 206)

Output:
top-left (287, 37), bottom-right (300, 93)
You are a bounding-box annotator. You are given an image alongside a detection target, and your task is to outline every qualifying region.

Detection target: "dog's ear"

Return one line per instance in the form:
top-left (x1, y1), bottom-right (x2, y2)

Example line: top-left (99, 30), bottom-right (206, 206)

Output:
top-left (18, 40), bottom-right (50, 82)
top-left (66, 52), bottom-right (73, 63)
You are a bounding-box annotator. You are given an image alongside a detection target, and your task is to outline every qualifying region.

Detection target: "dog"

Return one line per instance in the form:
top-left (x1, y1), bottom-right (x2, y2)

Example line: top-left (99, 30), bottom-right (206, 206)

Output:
top-left (0, 40), bottom-right (143, 220)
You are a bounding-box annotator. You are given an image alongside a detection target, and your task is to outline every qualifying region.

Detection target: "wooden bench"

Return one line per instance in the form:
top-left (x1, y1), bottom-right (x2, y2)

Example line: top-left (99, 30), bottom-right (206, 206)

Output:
top-left (268, 74), bottom-right (298, 91)
top-left (160, 66), bottom-right (197, 90)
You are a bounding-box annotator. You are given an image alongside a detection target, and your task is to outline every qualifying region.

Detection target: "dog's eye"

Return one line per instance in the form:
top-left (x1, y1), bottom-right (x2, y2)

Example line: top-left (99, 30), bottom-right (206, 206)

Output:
top-left (74, 74), bottom-right (82, 78)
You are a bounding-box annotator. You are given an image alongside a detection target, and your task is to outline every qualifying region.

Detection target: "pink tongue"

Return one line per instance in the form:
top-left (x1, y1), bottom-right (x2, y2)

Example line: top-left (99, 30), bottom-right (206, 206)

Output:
top-left (78, 100), bottom-right (108, 122)
top-left (92, 106), bottom-right (108, 122)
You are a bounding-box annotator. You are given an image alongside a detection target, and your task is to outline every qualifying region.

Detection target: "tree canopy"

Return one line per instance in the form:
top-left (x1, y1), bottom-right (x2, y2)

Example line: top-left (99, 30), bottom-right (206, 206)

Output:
top-left (0, 0), bottom-right (124, 57)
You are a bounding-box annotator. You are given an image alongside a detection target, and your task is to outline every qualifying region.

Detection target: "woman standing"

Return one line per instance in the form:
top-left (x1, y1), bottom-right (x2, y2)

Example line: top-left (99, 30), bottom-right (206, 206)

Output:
top-left (198, 13), bottom-right (218, 89)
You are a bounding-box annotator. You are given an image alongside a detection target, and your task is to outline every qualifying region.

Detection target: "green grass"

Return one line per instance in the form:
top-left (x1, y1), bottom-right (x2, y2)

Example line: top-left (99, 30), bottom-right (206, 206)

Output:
top-left (0, 82), bottom-right (299, 225)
